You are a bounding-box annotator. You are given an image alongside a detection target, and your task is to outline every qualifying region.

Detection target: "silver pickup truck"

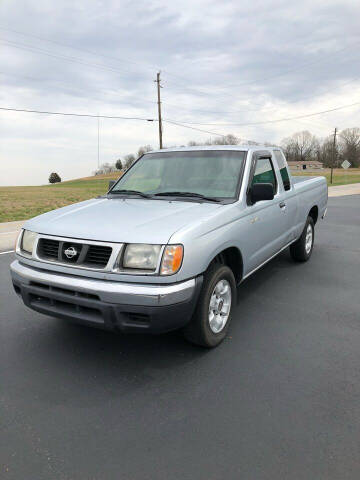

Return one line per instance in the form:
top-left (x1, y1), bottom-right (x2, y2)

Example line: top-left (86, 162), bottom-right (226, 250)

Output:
top-left (11, 146), bottom-right (327, 347)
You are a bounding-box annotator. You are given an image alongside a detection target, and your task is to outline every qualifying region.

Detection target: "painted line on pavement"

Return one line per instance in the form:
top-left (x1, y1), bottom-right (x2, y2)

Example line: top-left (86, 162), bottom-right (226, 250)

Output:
top-left (0, 250), bottom-right (15, 255)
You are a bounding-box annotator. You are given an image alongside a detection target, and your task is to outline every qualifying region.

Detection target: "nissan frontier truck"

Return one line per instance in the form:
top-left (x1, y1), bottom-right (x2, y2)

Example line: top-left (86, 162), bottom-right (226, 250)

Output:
top-left (11, 146), bottom-right (328, 347)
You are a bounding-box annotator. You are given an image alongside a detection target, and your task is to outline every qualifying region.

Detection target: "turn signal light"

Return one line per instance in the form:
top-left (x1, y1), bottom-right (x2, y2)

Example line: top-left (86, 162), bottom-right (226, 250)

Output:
top-left (160, 245), bottom-right (183, 275)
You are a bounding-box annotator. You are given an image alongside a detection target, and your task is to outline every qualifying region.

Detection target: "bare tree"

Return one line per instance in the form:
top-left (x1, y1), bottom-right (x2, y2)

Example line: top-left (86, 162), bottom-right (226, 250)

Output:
top-left (137, 145), bottom-right (153, 157)
top-left (212, 134), bottom-right (239, 145)
top-left (281, 131), bottom-right (319, 162)
top-left (93, 162), bottom-right (117, 175)
top-left (339, 128), bottom-right (360, 167)
top-left (123, 154), bottom-right (136, 169)
top-left (318, 136), bottom-right (336, 168)
top-left (187, 134), bottom-right (240, 147)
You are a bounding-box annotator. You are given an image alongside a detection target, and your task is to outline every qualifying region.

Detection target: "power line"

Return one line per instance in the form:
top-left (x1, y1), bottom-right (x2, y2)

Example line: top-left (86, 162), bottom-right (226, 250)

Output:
top-left (162, 74), bottom-right (360, 118)
top-left (3, 28), bottom-right (360, 117)
top-left (163, 38), bottom-right (360, 99)
top-left (213, 41), bottom-right (360, 90)
top-left (0, 39), bottom-right (143, 79)
top-left (0, 106), bottom-right (156, 121)
top-left (2, 65), bottom-right (358, 129)
top-left (0, 104), bottom-right (260, 145)
top-left (3, 25), bottom-right (359, 96)
top-left (2, 102), bottom-right (358, 138)
top-left (0, 25), bottom-right (199, 89)
top-left (0, 26), bottom-right (196, 89)
top-left (0, 70), bottom-right (158, 108)
top-left (0, 26), bottom-right (155, 74)
top-left (164, 101), bottom-right (360, 127)
top-left (164, 119), bottom-right (266, 144)
top-left (3, 24), bottom-right (360, 114)
top-left (163, 119), bottom-right (227, 138)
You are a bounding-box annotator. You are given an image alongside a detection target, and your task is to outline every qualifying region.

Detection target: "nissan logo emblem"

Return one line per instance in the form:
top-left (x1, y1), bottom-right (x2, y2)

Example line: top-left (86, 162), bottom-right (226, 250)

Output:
top-left (64, 246), bottom-right (78, 259)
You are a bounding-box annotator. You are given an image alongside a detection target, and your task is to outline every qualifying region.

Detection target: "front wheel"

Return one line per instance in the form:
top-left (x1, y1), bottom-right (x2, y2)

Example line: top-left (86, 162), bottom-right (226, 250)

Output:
top-left (183, 263), bottom-right (236, 348)
top-left (290, 216), bottom-right (314, 262)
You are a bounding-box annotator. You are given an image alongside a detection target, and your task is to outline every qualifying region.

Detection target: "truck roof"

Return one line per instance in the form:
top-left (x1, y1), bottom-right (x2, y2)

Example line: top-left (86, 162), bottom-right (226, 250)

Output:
top-left (149, 145), bottom-right (279, 154)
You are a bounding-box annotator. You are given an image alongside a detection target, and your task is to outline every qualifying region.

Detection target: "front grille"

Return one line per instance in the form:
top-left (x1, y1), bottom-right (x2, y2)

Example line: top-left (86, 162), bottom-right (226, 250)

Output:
top-left (38, 238), bottom-right (59, 259)
top-left (36, 237), bottom-right (113, 269)
top-left (84, 245), bottom-right (112, 267)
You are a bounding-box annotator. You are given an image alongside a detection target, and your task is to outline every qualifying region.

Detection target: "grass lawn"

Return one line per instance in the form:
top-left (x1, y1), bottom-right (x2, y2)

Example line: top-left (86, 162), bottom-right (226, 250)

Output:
top-left (0, 173), bottom-right (120, 223)
top-left (0, 169), bottom-right (359, 223)
top-left (291, 168), bottom-right (360, 186)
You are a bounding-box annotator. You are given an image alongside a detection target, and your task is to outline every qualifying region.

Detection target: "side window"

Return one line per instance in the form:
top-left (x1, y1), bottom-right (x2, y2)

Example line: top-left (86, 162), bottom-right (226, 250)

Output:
top-left (251, 158), bottom-right (277, 191)
top-left (274, 150), bottom-right (291, 191)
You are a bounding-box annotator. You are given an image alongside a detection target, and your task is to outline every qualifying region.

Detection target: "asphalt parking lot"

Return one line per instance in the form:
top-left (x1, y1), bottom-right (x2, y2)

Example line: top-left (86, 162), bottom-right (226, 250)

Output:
top-left (1, 195), bottom-right (360, 480)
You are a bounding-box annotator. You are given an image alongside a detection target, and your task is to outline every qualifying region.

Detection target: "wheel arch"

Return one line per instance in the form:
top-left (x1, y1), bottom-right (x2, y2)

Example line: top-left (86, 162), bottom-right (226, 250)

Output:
top-left (308, 205), bottom-right (319, 224)
top-left (207, 246), bottom-right (244, 285)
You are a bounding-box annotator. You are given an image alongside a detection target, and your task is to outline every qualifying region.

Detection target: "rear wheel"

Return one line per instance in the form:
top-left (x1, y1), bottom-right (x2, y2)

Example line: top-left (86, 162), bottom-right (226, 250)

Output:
top-left (184, 263), bottom-right (236, 347)
top-left (290, 216), bottom-right (314, 262)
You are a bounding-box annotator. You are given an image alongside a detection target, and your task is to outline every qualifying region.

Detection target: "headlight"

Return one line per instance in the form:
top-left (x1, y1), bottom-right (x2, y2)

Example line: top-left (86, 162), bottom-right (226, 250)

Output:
top-left (21, 230), bottom-right (38, 254)
top-left (160, 245), bottom-right (183, 275)
top-left (123, 244), bottom-right (162, 270)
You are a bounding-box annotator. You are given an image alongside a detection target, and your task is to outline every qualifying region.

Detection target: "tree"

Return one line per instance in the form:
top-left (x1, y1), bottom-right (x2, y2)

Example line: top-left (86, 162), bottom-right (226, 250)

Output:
top-left (49, 172), bottom-right (61, 184)
top-left (281, 131), bottom-right (319, 163)
top-left (93, 163), bottom-right (118, 175)
top-left (186, 134), bottom-right (239, 147)
top-left (212, 134), bottom-right (239, 145)
top-left (137, 145), bottom-right (152, 157)
top-left (115, 159), bottom-right (123, 170)
top-left (123, 154), bottom-right (136, 169)
top-left (318, 136), bottom-right (336, 168)
top-left (339, 128), bottom-right (360, 167)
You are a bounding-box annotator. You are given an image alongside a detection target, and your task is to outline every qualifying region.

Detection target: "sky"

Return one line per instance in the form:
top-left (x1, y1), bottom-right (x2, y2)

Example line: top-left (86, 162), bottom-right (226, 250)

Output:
top-left (1, 0), bottom-right (360, 186)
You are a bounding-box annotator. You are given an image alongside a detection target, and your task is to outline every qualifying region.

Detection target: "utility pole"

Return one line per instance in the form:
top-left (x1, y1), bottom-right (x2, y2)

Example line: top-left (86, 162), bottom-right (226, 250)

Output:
top-left (154, 72), bottom-right (163, 149)
top-left (330, 127), bottom-right (337, 184)
top-left (97, 114), bottom-right (100, 168)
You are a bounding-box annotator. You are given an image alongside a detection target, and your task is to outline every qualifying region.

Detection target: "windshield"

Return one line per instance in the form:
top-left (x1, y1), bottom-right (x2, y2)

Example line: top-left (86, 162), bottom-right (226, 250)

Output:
top-left (111, 150), bottom-right (246, 200)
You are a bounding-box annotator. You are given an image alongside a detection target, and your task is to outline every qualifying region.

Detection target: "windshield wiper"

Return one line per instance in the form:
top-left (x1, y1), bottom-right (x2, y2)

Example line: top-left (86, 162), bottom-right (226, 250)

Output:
top-left (154, 191), bottom-right (220, 202)
top-left (109, 189), bottom-right (152, 198)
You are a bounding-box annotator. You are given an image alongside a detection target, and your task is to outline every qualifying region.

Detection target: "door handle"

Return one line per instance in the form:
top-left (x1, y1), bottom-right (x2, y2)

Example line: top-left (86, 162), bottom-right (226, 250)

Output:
top-left (279, 201), bottom-right (286, 209)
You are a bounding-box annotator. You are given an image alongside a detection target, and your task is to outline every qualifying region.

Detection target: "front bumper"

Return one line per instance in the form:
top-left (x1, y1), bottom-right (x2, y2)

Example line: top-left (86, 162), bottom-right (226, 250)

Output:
top-left (10, 260), bottom-right (202, 333)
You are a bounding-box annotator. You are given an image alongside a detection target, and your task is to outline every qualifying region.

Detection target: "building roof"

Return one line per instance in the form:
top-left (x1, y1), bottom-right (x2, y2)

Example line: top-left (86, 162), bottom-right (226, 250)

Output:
top-left (288, 160), bottom-right (323, 165)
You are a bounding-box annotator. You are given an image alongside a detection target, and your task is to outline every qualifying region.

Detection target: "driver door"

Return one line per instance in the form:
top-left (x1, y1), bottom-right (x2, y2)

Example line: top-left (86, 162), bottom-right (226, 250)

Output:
top-left (245, 152), bottom-right (291, 273)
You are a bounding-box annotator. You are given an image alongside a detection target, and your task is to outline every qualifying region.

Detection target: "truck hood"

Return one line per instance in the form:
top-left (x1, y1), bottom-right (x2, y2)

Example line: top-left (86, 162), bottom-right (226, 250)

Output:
top-left (24, 197), bottom-right (222, 244)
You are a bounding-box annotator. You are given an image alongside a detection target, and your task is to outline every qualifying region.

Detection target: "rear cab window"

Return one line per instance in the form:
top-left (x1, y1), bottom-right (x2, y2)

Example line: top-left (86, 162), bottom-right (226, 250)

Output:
top-left (273, 150), bottom-right (291, 191)
top-left (251, 157), bottom-right (277, 192)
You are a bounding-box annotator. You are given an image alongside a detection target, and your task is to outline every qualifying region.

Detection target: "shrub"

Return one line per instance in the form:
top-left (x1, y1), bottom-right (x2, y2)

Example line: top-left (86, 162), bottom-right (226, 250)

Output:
top-left (49, 172), bottom-right (61, 184)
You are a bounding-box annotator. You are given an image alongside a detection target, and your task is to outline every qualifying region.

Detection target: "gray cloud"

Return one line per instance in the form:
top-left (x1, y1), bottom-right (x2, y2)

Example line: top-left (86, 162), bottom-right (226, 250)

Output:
top-left (1, 0), bottom-right (360, 185)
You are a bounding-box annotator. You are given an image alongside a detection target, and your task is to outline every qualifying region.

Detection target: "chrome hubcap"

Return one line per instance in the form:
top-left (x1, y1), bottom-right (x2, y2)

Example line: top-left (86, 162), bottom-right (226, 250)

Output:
top-left (305, 224), bottom-right (313, 254)
top-left (208, 279), bottom-right (232, 334)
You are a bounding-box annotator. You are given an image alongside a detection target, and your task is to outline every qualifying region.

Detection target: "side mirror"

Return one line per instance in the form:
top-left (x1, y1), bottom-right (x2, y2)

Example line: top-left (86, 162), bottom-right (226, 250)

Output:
top-left (108, 180), bottom-right (116, 190)
top-left (250, 183), bottom-right (274, 204)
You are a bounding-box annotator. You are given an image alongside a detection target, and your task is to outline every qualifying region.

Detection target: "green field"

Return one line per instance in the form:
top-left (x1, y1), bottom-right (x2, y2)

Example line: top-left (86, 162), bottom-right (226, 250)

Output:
top-left (0, 174), bottom-right (120, 223)
top-left (0, 169), bottom-right (359, 223)
top-left (292, 168), bottom-right (360, 186)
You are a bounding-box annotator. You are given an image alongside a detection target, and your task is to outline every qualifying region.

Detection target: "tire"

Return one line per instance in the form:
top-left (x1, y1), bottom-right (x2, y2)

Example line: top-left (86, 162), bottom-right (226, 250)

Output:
top-left (290, 216), bottom-right (314, 262)
top-left (184, 263), bottom-right (236, 348)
